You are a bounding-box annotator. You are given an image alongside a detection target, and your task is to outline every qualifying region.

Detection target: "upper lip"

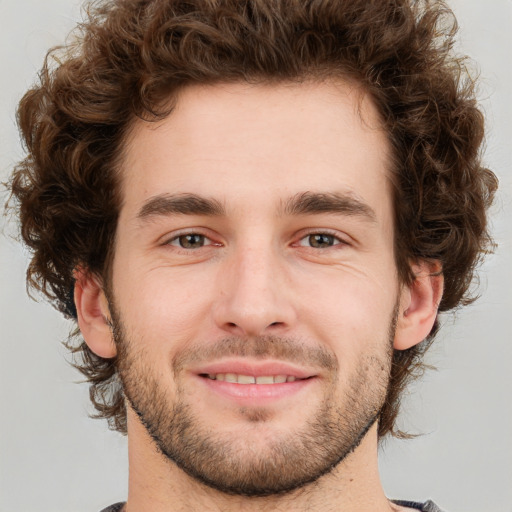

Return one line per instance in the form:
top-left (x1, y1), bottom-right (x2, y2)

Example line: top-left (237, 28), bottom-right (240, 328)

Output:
top-left (191, 359), bottom-right (317, 379)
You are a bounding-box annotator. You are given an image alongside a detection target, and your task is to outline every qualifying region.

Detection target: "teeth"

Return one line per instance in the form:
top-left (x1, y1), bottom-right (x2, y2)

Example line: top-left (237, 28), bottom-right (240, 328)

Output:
top-left (237, 374), bottom-right (256, 384)
top-left (256, 375), bottom-right (274, 384)
top-left (205, 373), bottom-right (299, 384)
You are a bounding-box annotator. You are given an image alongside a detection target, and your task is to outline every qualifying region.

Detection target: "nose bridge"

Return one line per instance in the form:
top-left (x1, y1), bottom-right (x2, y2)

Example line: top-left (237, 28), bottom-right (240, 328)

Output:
top-left (213, 239), bottom-right (295, 336)
top-left (237, 245), bottom-right (275, 300)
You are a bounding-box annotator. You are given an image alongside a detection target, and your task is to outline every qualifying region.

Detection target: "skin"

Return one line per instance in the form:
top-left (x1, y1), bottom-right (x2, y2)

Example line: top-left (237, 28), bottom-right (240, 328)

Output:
top-left (75, 80), bottom-right (442, 511)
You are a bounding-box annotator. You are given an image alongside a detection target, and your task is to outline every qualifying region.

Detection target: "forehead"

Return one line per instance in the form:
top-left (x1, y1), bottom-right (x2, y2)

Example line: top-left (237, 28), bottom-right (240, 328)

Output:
top-left (119, 80), bottom-right (392, 220)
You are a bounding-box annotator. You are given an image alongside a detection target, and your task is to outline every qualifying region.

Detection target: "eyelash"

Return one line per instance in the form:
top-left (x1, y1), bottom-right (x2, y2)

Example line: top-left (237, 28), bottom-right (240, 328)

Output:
top-left (295, 232), bottom-right (347, 249)
top-left (164, 230), bottom-right (348, 250)
top-left (166, 232), bottom-right (217, 249)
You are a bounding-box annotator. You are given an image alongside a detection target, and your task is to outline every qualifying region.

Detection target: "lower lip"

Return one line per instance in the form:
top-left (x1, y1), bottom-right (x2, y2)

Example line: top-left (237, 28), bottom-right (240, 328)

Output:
top-left (198, 376), bottom-right (315, 405)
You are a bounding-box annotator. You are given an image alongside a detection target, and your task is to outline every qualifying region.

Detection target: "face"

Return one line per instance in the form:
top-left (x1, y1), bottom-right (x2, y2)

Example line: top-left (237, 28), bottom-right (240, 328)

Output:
top-left (109, 81), bottom-right (402, 496)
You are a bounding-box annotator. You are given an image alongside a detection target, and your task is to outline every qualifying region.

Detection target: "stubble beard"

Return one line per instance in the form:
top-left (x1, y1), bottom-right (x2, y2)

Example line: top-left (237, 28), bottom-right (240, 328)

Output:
top-left (112, 306), bottom-right (397, 498)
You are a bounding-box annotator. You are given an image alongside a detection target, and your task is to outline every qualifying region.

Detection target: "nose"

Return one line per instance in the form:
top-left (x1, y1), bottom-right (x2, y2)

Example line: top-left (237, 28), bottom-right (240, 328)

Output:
top-left (212, 245), bottom-right (297, 337)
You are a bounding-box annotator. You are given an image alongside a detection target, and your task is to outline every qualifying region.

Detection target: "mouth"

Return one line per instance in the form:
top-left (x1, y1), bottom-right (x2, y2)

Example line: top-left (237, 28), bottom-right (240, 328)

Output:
top-left (199, 373), bottom-right (308, 384)
top-left (192, 361), bottom-right (318, 404)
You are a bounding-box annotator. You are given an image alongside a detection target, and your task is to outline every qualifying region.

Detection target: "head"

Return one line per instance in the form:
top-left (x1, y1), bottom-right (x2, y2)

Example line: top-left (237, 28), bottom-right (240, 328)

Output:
top-left (9, 0), bottom-right (496, 458)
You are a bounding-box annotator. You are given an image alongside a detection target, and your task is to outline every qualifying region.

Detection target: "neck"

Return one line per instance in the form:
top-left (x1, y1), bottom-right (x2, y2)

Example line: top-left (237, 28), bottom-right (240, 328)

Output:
top-left (124, 415), bottom-right (395, 512)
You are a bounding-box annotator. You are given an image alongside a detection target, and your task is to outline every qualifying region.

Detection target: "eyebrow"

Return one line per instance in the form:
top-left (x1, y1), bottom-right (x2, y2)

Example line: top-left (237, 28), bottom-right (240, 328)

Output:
top-left (136, 190), bottom-right (377, 223)
top-left (281, 191), bottom-right (377, 222)
top-left (137, 193), bottom-right (225, 220)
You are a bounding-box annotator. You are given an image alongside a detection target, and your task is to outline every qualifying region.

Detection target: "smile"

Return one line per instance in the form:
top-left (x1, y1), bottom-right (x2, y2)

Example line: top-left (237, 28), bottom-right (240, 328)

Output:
top-left (196, 369), bottom-right (316, 404)
top-left (202, 373), bottom-right (303, 384)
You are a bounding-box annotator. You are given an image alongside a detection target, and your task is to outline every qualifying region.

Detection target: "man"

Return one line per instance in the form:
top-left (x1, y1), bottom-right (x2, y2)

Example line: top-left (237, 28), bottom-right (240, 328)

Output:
top-left (6, 0), bottom-right (498, 511)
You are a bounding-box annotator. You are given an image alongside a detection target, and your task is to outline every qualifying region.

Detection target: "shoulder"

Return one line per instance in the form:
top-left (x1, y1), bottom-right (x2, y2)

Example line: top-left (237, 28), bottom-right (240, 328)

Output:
top-left (422, 501), bottom-right (446, 512)
top-left (99, 503), bottom-right (125, 512)
top-left (393, 499), bottom-right (446, 512)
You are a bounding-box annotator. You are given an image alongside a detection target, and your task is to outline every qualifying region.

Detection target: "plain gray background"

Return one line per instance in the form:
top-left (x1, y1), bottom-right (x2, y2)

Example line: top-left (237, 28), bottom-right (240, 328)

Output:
top-left (1, 1), bottom-right (511, 511)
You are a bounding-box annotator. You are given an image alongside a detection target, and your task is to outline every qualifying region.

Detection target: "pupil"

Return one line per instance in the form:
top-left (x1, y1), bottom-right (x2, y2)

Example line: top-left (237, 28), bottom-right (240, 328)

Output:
top-left (310, 234), bottom-right (333, 248)
top-left (180, 234), bottom-right (204, 248)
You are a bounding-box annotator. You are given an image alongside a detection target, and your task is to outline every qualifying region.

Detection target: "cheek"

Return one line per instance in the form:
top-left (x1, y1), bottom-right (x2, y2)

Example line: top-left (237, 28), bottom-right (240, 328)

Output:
top-left (293, 264), bottom-right (398, 350)
top-left (300, 260), bottom-right (396, 310)
top-left (113, 264), bottom-right (215, 345)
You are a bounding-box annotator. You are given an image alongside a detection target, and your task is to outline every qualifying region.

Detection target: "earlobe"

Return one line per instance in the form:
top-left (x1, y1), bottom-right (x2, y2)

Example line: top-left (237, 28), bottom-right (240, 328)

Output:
top-left (393, 261), bottom-right (444, 351)
top-left (74, 269), bottom-right (117, 358)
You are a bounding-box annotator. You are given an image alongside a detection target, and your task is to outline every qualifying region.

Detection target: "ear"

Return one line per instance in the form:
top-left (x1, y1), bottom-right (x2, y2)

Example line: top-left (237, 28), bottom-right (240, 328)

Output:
top-left (393, 260), bottom-right (444, 350)
top-left (74, 269), bottom-right (117, 358)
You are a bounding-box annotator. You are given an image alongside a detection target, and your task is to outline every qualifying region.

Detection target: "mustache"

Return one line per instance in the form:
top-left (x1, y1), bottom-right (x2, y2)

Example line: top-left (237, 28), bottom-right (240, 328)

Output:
top-left (171, 336), bottom-right (339, 374)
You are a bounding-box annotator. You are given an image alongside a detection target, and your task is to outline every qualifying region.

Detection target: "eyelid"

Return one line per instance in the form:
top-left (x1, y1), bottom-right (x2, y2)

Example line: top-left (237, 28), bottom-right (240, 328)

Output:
top-left (158, 227), bottom-right (352, 249)
top-left (167, 234), bottom-right (212, 247)
top-left (160, 228), bottom-right (220, 247)
top-left (294, 229), bottom-right (351, 248)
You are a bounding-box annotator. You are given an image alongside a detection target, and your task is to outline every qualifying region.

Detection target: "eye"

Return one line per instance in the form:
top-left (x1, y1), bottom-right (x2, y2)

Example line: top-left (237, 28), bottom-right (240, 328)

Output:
top-left (298, 233), bottom-right (343, 249)
top-left (168, 233), bottom-right (211, 249)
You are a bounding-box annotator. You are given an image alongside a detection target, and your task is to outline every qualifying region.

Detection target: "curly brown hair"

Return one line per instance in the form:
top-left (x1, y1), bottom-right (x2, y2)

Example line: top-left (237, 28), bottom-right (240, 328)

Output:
top-left (7, 0), bottom-right (497, 437)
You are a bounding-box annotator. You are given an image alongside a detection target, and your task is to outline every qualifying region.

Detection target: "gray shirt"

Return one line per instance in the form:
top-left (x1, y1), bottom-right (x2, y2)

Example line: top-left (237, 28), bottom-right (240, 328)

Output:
top-left (100, 499), bottom-right (445, 511)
